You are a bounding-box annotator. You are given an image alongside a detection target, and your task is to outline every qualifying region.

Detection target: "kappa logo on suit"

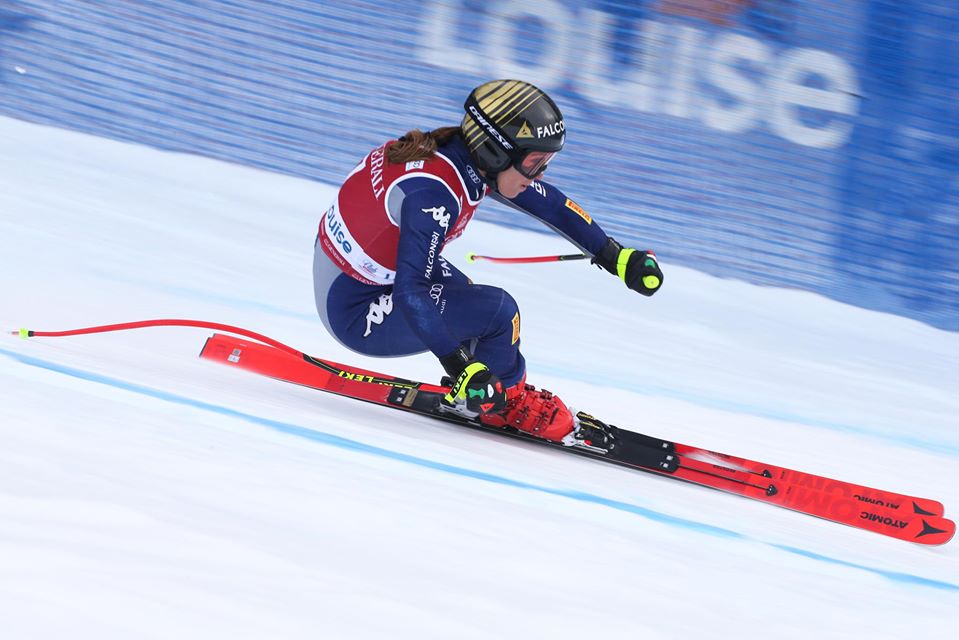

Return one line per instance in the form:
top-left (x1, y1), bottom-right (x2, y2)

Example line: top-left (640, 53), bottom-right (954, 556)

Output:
top-left (422, 205), bottom-right (450, 229)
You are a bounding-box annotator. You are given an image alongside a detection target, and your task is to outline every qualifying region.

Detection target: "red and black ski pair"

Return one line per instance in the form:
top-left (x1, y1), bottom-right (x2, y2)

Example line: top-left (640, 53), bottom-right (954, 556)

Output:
top-left (198, 332), bottom-right (955, 546)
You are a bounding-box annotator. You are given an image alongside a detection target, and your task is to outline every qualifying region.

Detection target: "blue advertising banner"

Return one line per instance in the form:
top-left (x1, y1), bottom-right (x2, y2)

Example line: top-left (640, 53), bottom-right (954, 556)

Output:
top-left (1, 1), bottom-right (956, 329)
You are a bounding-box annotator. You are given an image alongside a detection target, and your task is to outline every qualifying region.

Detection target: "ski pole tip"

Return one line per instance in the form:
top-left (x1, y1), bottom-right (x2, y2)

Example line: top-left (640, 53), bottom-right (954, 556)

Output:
top-left (466, 252), bottom-right (477, 263)
top-left (17, 328), bottom-right (31, 339)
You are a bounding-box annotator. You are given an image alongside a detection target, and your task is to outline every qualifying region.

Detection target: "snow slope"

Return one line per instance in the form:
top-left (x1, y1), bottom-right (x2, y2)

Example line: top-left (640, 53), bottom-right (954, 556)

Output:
top-left (1, 117), bottom-right (957, 639)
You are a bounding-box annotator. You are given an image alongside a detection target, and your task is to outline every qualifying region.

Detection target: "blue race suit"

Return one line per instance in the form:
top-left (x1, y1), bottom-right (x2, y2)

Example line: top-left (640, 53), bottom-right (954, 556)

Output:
top-left (313, 134), bottom-right (610, 386)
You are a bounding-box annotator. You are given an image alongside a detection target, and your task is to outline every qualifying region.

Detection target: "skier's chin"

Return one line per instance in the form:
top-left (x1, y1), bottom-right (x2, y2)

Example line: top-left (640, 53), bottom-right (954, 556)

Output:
top-left (501, 184), bottom-right (527, 198)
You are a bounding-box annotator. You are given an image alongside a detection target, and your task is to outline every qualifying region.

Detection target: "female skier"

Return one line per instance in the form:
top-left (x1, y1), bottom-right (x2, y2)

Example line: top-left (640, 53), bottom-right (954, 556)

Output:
top-left (313, 79), bottom-right (663, 449)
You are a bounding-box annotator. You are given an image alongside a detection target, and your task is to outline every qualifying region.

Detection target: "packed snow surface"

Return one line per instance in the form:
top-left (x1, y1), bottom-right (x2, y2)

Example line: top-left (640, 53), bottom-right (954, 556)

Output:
top-left (1, 117), bottom-right (957, 638)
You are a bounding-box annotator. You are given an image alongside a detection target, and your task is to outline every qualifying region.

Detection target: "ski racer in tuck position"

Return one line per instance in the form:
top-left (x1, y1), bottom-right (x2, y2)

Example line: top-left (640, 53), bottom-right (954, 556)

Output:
top-left (313, 79), bottom-right (663, 449)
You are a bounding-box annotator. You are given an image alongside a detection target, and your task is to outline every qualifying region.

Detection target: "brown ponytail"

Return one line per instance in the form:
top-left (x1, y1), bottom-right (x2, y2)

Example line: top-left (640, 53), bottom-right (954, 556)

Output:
top-left (386, 126), bottom-right (461, 164)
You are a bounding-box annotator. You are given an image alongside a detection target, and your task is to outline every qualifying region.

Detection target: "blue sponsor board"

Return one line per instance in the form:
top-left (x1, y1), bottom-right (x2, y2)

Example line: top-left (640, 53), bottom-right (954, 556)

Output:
top-left (1, 1), bottom-right (956, 329)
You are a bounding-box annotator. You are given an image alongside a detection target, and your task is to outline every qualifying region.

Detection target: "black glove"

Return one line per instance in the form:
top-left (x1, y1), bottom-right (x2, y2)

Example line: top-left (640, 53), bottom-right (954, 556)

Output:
top-left (592, 237), bottom-right (663, 297)
top-left (438, 346), bottom-right (507, 415)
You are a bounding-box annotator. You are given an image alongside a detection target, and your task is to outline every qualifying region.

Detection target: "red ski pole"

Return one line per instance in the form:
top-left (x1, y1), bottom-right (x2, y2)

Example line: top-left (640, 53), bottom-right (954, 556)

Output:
top-left (10, 319), bottom-right (304, 358)
top-left (465, 252), bottom-right (587, 264)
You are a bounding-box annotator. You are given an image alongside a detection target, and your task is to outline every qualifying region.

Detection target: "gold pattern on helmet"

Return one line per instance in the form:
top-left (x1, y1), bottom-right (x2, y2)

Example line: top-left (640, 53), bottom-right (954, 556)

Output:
top-left (461, 79), bottom-right (565, 177)
top-left (462, 80), bottom-right (545, 151)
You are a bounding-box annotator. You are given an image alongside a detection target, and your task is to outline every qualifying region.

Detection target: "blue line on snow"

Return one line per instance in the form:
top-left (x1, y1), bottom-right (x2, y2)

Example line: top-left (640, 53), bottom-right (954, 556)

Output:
top-left (2, 345), bottom-right (956, 593)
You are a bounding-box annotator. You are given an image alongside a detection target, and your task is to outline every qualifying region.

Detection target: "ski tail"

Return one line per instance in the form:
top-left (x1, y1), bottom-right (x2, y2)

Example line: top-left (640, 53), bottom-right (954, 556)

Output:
top-left (199, 332), bottom-right (445, 404)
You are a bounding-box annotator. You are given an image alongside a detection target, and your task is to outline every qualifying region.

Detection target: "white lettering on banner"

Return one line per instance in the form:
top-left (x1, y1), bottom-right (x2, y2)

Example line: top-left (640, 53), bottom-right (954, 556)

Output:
top-left (577, 12), bottom-right (659, 112)
top-left (664, 24), bottom-right (702, 120)
top-left (418, 3), bottom-right (860, 148)
top-left (420, 0), bottom-right (481, 69)
top-left (423, 205), bottom-right (450, 229)
top-left (702, 33), bottom-right (771, 134)
top-left (769, 48), bottom-right (858, 149)
top-left (364, 293), bottom-right (393, 338)
top-left (484, 0), bottom-right (573, 87)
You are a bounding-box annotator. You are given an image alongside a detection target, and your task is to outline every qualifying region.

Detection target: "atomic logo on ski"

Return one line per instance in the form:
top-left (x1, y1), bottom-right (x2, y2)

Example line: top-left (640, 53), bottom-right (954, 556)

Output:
top-left (916, 520), bottom-right (949, 539)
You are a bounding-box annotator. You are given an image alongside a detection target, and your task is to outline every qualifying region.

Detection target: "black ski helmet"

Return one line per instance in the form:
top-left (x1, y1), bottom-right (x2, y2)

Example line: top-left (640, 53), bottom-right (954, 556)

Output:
top-left (461, 79), bottom-right (565, 179)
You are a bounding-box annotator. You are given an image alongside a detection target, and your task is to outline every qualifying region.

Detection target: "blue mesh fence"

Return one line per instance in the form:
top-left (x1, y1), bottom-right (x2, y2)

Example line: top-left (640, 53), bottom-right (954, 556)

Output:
top-left (1, 0), bottom-right (956, 329)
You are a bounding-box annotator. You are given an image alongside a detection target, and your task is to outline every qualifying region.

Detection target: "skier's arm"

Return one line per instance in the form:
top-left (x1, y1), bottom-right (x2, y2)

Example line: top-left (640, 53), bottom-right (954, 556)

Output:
top-left (488, 179), bottom-right (608, 256)
top-left (391, 180), bottom-right (463, 358)
top-left (490, 180), bottom-right (664, 296)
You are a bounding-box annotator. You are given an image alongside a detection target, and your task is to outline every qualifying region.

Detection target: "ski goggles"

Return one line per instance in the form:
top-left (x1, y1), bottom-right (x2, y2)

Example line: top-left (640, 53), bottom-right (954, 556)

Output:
top-left (515, 150), bottom-right (556, 179)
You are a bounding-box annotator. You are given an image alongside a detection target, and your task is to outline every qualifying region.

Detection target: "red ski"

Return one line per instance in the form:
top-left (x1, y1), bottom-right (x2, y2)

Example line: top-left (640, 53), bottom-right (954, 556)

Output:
top-left (198, 332), bottom-right (954, 546)
top-left (671, 445), bottom-right (945, 520)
